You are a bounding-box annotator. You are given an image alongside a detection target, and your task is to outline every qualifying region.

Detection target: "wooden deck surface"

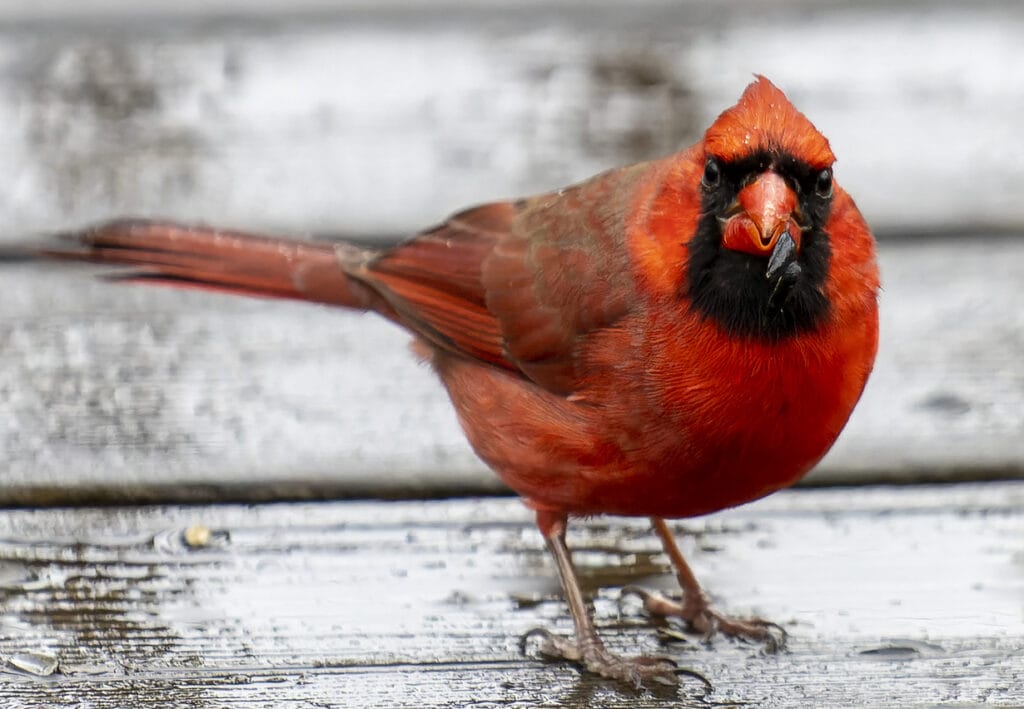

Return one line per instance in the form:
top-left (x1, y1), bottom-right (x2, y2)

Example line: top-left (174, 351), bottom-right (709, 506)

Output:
top-left (1, 483), bottom-right (1022, 707)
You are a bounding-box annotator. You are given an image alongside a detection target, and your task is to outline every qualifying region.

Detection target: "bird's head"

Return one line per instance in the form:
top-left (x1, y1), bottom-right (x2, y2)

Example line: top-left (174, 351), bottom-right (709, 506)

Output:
top-left (687, 76), bottom-right (837, 340)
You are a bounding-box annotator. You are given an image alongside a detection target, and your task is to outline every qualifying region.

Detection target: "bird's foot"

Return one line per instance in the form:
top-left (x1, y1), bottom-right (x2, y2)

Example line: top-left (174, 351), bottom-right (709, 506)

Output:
top-left (622, 586), bottom-right (786, 652)
top-left (521, 627), bottom-right (710, 691)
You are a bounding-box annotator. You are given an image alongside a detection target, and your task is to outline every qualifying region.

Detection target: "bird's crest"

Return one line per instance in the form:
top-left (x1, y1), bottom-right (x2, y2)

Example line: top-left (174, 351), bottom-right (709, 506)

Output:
top-left (704, 76), bottom-right (835, 169)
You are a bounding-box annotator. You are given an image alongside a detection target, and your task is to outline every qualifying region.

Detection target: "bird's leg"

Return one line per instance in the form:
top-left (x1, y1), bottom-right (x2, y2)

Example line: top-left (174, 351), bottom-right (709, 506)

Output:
top-left (522, 511), bottom-right (706, 689)
top-left (623, 517), bottom-right (786, 652)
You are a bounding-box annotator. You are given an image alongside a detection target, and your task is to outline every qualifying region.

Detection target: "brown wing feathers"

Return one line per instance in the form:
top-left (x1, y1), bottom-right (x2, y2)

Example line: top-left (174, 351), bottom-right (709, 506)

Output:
top-left (366, 204), bottom-right (515, 369)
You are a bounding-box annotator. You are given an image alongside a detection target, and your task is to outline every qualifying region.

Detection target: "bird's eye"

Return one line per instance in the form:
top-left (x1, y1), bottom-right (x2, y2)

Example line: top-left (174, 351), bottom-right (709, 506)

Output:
top-left (815, 169), bottom-right (833, 198)
top-left (702, 158), bottom-right (721, 190)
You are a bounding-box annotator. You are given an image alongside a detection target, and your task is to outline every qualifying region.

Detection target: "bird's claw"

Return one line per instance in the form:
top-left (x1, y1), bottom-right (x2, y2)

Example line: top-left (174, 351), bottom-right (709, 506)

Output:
top-left (621, 586), bottom-right (787, 652)
top-left (520, 627), bottom-right (711, 691)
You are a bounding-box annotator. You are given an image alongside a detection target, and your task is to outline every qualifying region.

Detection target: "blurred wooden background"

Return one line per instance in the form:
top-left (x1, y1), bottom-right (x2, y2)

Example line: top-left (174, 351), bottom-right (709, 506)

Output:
top-left (1, 0), bottom-right (1022, 504)
top-left (2, 1), bottom-right (1023, 237)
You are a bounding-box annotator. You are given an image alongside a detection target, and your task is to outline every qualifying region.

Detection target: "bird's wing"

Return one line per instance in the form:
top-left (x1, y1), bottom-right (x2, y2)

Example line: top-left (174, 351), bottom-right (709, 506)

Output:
top-left (363, 164), bottom-right (648, 395)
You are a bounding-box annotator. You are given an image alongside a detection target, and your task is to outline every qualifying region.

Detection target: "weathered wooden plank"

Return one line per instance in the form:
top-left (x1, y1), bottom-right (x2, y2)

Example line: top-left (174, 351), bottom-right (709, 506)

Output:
top-left (0, 483), bottom-right (1021, 707)
top-left (1, 235), bottom-right (1021, 504)
top-left (0, 2), bottom-right (1021, 238)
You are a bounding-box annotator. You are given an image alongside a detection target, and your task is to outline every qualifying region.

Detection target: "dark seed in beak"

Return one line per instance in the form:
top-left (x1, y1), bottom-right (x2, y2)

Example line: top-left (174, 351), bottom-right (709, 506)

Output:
top-left (766, 231), bottom-right (799, 283)
top-left (765, 231), bottom-right (802, 309)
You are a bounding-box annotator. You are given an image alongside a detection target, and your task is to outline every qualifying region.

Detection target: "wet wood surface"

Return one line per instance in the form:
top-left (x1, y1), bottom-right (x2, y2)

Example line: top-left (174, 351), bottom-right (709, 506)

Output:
top-left (0, 482), bottom-right (1021, 707)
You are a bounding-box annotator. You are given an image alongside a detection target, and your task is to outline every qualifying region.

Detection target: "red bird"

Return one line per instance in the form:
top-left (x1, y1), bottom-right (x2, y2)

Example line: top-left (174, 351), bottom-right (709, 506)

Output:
top-left (47, 77), bottom-right (879, 687)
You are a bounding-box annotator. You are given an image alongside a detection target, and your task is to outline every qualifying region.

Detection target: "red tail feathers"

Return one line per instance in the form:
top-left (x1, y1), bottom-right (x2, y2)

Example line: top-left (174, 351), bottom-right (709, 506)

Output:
top-left (44, 219), bottom-right (381, 310)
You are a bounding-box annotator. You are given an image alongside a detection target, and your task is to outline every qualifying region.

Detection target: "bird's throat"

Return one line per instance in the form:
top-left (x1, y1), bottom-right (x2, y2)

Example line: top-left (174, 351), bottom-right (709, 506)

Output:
top-left (684, 212), bottom-right (831, 341)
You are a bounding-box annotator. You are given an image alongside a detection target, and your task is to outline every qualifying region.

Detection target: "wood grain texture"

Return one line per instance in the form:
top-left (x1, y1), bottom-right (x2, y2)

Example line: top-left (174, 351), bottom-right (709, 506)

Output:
top-left (1, 235), bottom-right (1022, 505)
top-left (0, 483), bottom-right (1021, 707)
top-left (0, 2), bottom-right (1021, 238)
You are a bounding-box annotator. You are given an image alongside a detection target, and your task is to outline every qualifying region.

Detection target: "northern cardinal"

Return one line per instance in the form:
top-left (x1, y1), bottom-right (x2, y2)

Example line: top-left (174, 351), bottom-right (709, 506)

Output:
top-left (45, 76), bottom-right (879, 687)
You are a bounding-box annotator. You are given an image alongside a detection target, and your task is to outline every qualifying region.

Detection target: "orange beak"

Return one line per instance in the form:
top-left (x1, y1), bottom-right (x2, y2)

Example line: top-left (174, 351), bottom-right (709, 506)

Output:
top-left (720, 172), bottom-right (802, 258)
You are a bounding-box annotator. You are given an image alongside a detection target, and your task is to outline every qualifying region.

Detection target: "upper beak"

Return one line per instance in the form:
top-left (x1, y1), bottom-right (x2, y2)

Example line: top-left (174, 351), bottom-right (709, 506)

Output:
top-left (720, 171), bottom-right (802, 260)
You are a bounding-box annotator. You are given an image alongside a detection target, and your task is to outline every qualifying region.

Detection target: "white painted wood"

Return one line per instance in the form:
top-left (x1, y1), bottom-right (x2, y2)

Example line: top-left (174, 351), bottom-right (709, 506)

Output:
top-left (0, 234), bottom-right (1020, 504)
top-left (823, 236), bottom-right (1024, 480)
top-left (0, 2), bottom-right (1021, 239)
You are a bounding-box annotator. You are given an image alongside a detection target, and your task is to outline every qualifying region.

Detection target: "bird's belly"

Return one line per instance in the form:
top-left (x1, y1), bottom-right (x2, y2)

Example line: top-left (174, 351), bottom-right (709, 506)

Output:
top-left (604, 348), bottom-right (864, 517)
top-left (432, 339), bottom-right (862, 519)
